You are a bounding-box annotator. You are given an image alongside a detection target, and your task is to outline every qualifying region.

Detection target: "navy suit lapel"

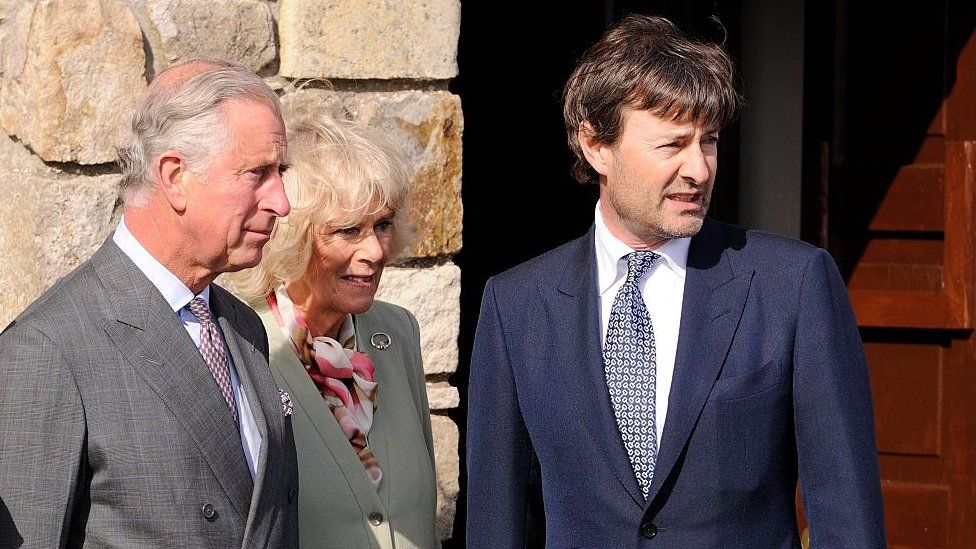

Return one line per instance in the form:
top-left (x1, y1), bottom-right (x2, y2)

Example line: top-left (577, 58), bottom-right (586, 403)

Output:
top-left (545, 228), bottom-right (645, 508)
top-left (645, 218), bottom-right (753, 506)
top-left (93, 241), bottom-right (253, 521)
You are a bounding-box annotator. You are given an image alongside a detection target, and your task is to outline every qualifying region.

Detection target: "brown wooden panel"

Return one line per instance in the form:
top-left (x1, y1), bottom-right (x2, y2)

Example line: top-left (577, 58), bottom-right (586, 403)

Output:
top-left (914, 136), bottom-right (946, 164)
top-left (867, 165), bottom-right (944, 231)
top-left (943, 336), bottom-right (976, 548)
top-left (848, 263), bottom-right (942, 291)
top-left (882, 481), bottom-right (950, 548)
top-left (943, 141), bottom-right (976, 329)
top-left (859, 238), bottom-right (944, 264)
top-left (849, 290), bottom-right (960, 329)
top-left (866, 342), bottom-right (942, 456)
top-left (812, 4), bottom-right (976, 547)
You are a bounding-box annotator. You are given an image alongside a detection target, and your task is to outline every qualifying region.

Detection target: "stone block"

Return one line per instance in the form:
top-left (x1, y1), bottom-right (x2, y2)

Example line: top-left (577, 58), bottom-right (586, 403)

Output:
top-left (426, 382), bottom-right (459, 410)
top-left (431, 414), bottom-right (459, 541)
top-left (0, 0), bottom-right (146, 164)
top-left (0, 173), bottom-right (40, 328)
top-left (129, 0), bottom-right (277, 76)
top-left (375, 263), bottom-right (459, 376)
top-left (278, 0), bottom-right (460, 79)
top-left (282, 89), bottom-right (463, 258)
top-left (0, 172), bottom-right (122, 326)
top-left (0, 1), bottom-right (31, 80)
top-left (0, 131), bottom-right (50, 173)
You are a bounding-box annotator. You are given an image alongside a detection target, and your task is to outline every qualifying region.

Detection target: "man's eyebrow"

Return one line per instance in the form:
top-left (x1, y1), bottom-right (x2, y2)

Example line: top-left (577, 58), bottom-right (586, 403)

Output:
top-left (650, 130), bottom-right (695, 141)
top-left (234, 159), bottom-right (280, 174)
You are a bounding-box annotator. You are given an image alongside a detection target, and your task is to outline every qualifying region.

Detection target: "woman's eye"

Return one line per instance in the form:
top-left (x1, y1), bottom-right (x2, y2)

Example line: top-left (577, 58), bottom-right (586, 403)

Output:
top-left (335, 226), bottom-right (361, 237)
top-left (375, 219), bottom-right (394, 233)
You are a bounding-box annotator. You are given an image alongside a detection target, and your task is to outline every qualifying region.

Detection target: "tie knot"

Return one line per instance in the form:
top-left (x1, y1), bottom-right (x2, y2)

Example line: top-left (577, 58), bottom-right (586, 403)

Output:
top-left (187, 297), bottom-right (212, 323)
top-left (627, 251), bottom-right (659, 282)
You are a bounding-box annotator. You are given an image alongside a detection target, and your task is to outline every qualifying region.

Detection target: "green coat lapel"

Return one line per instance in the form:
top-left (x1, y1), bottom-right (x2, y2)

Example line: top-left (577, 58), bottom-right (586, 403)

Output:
top-left (259, 307), bottom-right (385, 509)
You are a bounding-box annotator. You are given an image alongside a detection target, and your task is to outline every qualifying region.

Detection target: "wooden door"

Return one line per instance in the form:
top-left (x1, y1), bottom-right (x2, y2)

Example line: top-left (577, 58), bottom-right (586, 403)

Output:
top-left (804, 1), bottom-right (976, 546)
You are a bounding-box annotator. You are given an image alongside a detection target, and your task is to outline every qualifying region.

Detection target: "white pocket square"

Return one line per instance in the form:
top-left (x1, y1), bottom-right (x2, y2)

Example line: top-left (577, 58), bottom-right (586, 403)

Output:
top-left (279, 389), bottom-right (293, 417)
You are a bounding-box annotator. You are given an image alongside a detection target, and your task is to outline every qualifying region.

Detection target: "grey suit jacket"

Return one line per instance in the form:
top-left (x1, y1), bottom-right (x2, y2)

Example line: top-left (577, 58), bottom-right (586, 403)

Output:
top-left (0, 239), bottom-right (299, 548)
top-left (258, 300), bottom-right (437, 549)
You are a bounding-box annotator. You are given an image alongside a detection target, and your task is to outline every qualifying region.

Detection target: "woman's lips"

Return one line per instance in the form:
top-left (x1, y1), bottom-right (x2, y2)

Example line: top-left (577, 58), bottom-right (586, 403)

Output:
top-left (341, 274), bottom-right (375, 286)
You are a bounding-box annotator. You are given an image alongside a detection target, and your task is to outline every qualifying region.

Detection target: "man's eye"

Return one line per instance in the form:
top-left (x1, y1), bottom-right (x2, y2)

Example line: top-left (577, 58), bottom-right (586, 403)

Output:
top-left (278, 163), bottom-right (291, 175)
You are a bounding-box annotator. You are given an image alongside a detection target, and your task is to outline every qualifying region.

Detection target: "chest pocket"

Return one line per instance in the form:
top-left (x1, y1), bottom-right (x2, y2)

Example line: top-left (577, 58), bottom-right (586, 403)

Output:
top-left (709, 359), bottom-right (787, 402)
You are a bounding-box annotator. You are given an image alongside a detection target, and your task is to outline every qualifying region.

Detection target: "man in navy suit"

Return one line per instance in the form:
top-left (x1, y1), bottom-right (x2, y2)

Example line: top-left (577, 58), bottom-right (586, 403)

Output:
top-left (466, 14), bottom-right (885, 548)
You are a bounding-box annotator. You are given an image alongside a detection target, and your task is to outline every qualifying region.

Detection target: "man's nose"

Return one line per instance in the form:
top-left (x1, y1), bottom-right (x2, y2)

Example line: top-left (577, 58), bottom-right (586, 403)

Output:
top-left (678, 146), bottom-right (711, 183)
top-left (265, 171), bottom-right (291, 217)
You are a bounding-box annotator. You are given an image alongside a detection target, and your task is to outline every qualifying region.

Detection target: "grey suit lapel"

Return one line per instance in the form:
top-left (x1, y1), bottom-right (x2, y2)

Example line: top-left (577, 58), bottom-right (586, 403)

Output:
top-left (94, 241), bottom-right (253, 521)
top-left (543, 228), bottom-right (646, 508)
top-left (645, 218), bottom-right (753, 507)
top-left (212, 289), bottom-right (283, 548)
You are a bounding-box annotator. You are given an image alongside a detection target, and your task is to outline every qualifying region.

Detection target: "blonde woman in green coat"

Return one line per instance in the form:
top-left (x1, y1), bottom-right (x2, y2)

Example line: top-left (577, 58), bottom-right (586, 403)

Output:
top-left (230, 104), bottom-right (437, 549)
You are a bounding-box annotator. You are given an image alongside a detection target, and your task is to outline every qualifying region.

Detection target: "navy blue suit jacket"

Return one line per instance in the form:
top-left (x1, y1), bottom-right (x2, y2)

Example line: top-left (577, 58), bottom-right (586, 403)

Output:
top-left (466, 218), bottom-right (885, 548)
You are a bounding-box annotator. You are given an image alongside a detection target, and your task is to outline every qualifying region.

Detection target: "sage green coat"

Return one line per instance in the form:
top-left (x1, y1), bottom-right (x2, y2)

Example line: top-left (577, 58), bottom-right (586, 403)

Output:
top-left (258, 300), bottom-right (437, 549)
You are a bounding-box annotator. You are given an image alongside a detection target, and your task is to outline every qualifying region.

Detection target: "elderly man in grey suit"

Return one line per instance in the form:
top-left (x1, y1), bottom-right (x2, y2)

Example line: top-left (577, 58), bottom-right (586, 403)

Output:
top-left (0, 57), bottom-right (299, 548)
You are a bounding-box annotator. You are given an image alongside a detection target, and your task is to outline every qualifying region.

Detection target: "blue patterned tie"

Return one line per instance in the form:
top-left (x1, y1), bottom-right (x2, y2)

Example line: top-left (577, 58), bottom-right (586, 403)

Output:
top-left (604, 251), bottom-right (659, 499)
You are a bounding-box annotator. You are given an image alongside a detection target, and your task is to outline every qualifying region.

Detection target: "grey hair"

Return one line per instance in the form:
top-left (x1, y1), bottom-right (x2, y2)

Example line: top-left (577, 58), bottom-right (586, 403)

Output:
top-left (116, 57), bottom-right (282, 206)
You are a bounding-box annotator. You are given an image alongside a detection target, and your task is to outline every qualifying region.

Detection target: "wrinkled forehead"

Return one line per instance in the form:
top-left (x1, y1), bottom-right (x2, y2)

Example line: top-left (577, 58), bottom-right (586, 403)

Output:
top-left (317, 202), bottom-right (396, 230)
top-left (219, 99), bottom-right (287, 160)
top-left (618, 106), bottom-right (720, 136)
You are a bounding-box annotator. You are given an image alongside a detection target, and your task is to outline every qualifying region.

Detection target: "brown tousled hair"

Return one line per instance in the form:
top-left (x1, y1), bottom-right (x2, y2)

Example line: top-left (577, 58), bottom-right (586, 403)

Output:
top-left (562, 14), bottom-right (744, 184)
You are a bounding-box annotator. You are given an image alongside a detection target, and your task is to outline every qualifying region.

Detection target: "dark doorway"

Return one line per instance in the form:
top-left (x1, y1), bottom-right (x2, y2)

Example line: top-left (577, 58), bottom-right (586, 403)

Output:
top-left (448, 0), bottom-right (976, 546)
top-left (448, 1), bottom-right (737, 546)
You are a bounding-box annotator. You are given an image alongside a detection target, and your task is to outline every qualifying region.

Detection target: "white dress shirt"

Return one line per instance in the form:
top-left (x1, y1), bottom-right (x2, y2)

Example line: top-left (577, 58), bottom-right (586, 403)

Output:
top-left (113, 217), bottom-right (262, 478)
top-left (594, 202), bottom-right (690, 445)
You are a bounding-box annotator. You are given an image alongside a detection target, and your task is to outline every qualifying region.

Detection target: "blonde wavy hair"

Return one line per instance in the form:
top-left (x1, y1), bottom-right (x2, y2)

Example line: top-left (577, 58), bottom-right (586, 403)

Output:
top-left (229, 102), bottom-right (415, 302)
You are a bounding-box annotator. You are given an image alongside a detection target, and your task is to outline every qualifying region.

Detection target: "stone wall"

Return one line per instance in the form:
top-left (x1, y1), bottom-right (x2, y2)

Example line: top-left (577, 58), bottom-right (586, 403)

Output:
top-left (0, 0), bottom-right (462, 542)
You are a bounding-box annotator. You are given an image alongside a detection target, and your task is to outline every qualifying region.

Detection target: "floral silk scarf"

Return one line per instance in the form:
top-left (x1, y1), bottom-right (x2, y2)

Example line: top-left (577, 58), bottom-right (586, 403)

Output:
top-left (267, 286), bottom-right (382, 487)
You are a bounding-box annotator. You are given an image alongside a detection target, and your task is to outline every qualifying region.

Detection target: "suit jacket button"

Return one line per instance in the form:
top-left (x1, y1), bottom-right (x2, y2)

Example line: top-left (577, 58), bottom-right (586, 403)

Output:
top-left (288, 488), bottom-right (296, 503)
top-left (368, 512), bottom-right (383, 526)
top-left (640, 522), bottom-right (658, 539)
top-left (201, 503), bottom-right (217, 521)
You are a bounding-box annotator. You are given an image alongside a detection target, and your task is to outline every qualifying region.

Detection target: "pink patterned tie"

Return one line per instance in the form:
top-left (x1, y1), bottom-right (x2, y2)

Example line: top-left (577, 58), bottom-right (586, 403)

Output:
top-left (187, 297), bottom-right (238, 422)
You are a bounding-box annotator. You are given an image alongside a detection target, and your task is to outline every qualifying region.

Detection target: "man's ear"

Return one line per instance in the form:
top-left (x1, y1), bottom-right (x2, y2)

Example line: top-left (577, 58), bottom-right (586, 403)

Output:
top-left (155, 150), bottom-right (190, 213)
top-left (577, 122), bottom-right (613, 177)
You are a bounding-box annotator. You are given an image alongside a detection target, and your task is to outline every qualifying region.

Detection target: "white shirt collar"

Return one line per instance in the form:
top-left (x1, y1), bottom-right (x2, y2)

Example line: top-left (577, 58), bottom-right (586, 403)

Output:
top-left (113, 216), bottom-right (209, 313)
top-left (594, 201), bottom-right (690, 295)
